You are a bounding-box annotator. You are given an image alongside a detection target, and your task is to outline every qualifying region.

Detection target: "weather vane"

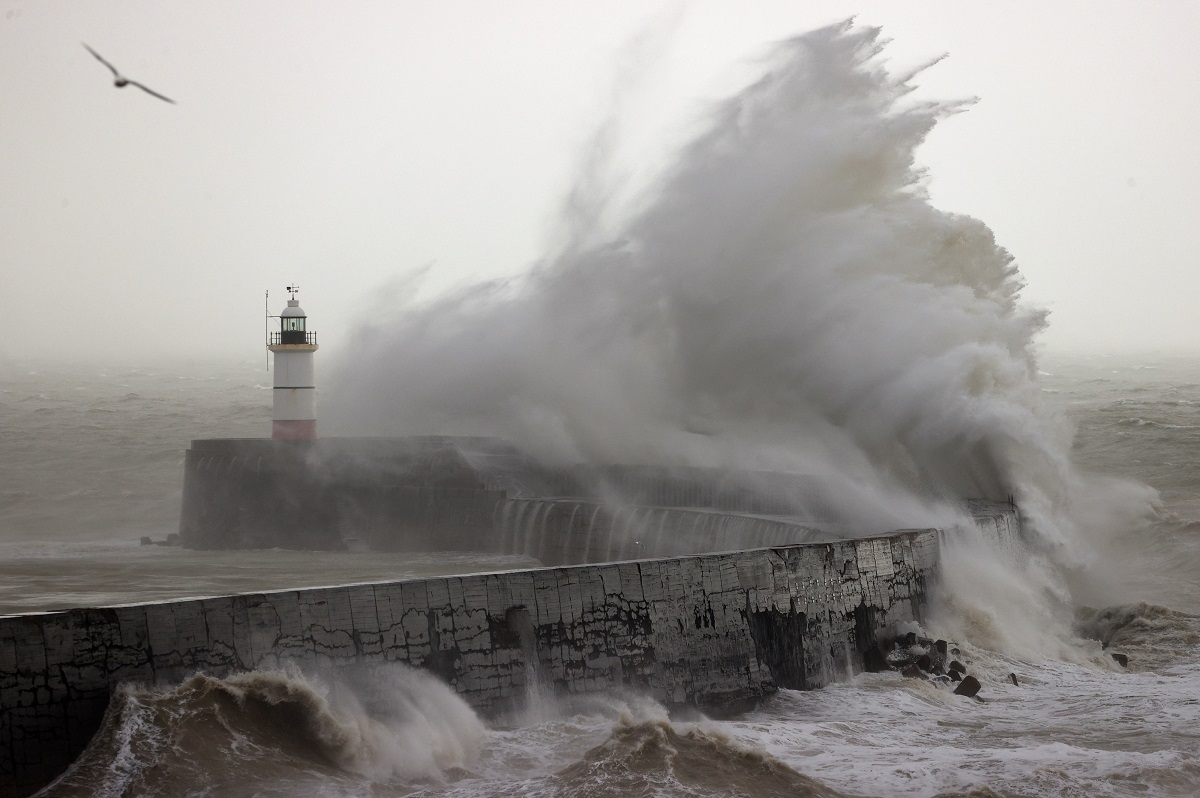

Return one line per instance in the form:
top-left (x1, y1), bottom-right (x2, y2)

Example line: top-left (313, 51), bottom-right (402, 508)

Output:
top-left (287, 284), bottom-right (300, 300)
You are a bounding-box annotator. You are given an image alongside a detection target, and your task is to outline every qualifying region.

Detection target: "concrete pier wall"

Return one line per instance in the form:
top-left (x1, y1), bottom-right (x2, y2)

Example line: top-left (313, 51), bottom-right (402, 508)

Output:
top-left (180, 438), bottom-right (509, 551)
top-left (178, 437), bottom-right (846, 555)
top-left (495, 498), bottom-right (831, 565)
top-left (0, 528), bottom-right (947, 796)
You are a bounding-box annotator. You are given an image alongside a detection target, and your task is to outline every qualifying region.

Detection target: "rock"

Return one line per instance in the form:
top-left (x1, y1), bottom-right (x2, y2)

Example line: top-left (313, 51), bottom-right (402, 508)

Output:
top-left (1111, 653), bottom-right (1129, 668)
top-left (949, 660), bottom-right (966, 674)
top-left (902, 632), bottom-right (918, 647)
top-left (863, 645), bottom-right (887, 673)
top-left (935, 640), bottom-right (948, 656)
top-left (901, 664), bottom-right (924, 679)
top-left (953, 675), bottom-right (981, 698)
top-left (948, 670), bottom-right (963, 682)
top-left (139, 536), bottom-right (153, 545)
top-left (917, 654), bottom-right (933, 672)
top-left (1009, 673), bottom-right (1019, 687)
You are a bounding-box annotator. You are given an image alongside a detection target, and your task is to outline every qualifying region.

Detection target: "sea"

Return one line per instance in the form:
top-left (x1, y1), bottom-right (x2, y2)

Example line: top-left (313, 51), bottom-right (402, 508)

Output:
top-left (7, 20), bottom-right (1200, 798)
top-left (2, 355), bottom-right (1199, 798)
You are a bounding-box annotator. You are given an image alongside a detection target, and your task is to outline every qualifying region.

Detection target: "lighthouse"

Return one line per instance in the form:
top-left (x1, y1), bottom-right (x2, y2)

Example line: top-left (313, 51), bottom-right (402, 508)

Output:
top-left (267, 285), bottom-right (318, 440)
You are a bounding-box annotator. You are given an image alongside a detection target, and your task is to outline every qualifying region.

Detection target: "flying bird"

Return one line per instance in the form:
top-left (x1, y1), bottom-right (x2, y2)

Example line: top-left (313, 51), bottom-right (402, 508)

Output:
top-left (82, 43), bottom-right (176, 104)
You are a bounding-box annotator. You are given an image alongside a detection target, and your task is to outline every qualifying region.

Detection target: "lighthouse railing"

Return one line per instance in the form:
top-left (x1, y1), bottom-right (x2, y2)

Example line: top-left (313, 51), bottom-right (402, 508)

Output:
top-left (268, 331), bottom-right (318, 346)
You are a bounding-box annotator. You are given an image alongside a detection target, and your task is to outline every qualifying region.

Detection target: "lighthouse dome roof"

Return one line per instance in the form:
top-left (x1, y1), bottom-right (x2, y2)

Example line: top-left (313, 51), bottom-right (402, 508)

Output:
top-left (281, 299), bottom-right (306, 318)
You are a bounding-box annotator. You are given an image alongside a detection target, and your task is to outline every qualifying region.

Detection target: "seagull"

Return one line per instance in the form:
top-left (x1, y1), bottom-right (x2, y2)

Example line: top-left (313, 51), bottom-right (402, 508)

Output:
top-left (82, 43), bottom-right (175, 104)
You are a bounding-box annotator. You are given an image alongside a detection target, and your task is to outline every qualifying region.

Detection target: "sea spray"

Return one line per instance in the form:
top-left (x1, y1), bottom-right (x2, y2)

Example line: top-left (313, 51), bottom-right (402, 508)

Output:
top-left (328, 23), bottom-right (1158, 649)
top-left (5, 325), bottom-right (1199, 795)
top-left (330, 24), bottom-right (1017, 530)
top-left (317, 663), bottom-right (487, 780)
top-left (37, 664), bottom-right (487, 797)
top-left (928, 530), bottom-right (1110, 663)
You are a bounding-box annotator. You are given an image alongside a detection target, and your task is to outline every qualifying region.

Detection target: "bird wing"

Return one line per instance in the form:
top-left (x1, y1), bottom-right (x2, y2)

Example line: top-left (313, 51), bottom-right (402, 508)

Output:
top-left (128, 80), bottom-right (176, 104)
top-left (82, 43), bottom-right (121, 77)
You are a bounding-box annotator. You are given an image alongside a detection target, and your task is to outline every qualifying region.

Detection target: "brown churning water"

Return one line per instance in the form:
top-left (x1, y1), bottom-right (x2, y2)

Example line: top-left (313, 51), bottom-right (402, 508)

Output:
top-left (5, 20), bottom-right (1200, 797)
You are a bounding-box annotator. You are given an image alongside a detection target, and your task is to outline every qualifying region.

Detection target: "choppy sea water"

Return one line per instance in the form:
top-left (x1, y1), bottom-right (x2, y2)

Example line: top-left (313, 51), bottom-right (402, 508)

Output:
top-left (1, 353), bottom-right (1199, 798)
top-left (8, 19), bottom-right (1200, 794)
top-left (0, 361), bottom-right (539, 615)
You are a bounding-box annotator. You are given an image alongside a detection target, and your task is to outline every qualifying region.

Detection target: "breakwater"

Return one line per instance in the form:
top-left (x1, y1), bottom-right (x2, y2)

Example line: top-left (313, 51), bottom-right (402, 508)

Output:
top-left (0, 523), bottom-right (974, 797)
top-left (496, 498), bottom-right (829, 564)
top-left (178, 437), bottom-right (843, 558)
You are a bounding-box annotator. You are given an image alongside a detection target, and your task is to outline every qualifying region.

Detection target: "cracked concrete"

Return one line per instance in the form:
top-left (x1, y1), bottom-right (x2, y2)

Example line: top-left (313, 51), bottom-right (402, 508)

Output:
top-left (0, 520), bottom-right (1003, 792)
top-left (0, 506), bottom-right (1019, 796)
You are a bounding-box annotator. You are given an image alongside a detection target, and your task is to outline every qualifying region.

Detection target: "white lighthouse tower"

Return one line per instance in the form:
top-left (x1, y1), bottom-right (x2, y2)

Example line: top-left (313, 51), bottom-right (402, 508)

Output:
top-left (267, 285), bottom-right (318, 440)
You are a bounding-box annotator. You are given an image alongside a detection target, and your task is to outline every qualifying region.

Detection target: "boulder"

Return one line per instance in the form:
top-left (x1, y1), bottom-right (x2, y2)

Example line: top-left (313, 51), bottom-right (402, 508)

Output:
top-left (1111, 653), bottom-right (1129, 668)
top-left (1009, 673), bottom-right (1019, 687)
top-left (901, 664), bottom-right (924, 679)
top-left (953, 675), bottom-right (982, 698)
top-left (863, 648), bottom-right (887, 672)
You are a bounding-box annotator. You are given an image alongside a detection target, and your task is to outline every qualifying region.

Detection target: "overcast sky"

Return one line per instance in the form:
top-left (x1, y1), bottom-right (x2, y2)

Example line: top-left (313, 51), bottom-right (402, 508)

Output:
top-left (2, 1), bottom-right (1198, 366)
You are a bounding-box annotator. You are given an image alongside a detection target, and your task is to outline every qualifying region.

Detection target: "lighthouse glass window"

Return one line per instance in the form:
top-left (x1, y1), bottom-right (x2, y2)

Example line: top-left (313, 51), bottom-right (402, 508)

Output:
top-left (280, 315), bottom-right (307, 344)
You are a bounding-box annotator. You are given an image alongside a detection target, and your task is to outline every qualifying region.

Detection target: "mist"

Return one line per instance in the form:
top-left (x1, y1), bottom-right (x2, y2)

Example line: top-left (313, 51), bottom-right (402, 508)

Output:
top-left (324, 22), bottom-right (1141, 555)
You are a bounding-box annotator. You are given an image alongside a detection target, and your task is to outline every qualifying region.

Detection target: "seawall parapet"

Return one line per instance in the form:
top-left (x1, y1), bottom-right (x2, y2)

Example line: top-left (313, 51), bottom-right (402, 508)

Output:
top-left (0, 527), bottom-right (952, 796)
top-left (178, 436), bottom-right (849, 556)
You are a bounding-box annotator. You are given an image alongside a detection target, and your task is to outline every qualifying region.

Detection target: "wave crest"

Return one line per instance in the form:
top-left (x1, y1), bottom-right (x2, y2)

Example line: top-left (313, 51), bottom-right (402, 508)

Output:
top-left (1075, 602), bottom-right (1200, 667)
top-left (38, 664), bottom-right (486, 796)
top-left (556, 714), bottom-right (850, 798)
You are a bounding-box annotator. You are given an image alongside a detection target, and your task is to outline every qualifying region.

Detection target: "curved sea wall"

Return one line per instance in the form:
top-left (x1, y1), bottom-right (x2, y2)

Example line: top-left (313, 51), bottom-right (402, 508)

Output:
top-left (0, 523), bottom-right (979, 797)
top-left (177, 437), bottom-right (845, 558)
top-left (495, 498), bottom-right (830, 564)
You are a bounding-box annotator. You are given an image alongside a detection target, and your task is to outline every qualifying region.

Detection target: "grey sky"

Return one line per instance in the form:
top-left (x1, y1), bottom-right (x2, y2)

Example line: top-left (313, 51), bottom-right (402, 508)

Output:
top-left (2, 1), bottom-right (1198, 365)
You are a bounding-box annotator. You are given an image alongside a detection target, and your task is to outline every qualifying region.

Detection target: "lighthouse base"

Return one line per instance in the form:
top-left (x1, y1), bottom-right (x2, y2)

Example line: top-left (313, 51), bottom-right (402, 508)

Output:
top-left (272, 419), bottom-right (317, 440)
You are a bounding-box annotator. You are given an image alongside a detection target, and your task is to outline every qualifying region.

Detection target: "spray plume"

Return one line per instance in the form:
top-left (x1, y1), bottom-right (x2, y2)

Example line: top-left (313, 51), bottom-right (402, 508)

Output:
top-left (328, 21), bottom-right (1153, 569)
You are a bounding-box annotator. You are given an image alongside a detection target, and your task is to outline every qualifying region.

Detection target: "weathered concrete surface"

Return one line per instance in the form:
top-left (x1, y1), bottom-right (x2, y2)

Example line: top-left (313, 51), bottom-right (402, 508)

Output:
top-left (0, 529), bottom-right (945, 796)
top-left (178, 437), bottom-right (847, 553)
top-left (179, 437), bottom-right (510, 551)
top-left (495, 497), bottom-right (834, 565)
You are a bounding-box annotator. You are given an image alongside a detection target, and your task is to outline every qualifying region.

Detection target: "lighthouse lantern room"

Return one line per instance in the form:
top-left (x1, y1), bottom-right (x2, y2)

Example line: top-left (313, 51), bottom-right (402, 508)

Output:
top-left (267, 285), bottom-right (319, 440)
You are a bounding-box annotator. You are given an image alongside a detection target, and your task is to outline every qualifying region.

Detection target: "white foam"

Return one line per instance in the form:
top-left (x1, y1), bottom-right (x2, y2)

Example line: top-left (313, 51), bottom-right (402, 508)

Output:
top-left (720, 653), bottom-right (1200, 797)
top-left (292, 664), bottom-right (489, 782)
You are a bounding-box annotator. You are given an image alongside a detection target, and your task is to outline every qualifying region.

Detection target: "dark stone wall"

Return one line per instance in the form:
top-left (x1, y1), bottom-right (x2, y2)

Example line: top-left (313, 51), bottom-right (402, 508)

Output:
top-left (179, 438), bottom-right (508, 551)
top-left (0, 529), bottom-right (947, 796)
top-left (180, 436), bottom-right (854, 554)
